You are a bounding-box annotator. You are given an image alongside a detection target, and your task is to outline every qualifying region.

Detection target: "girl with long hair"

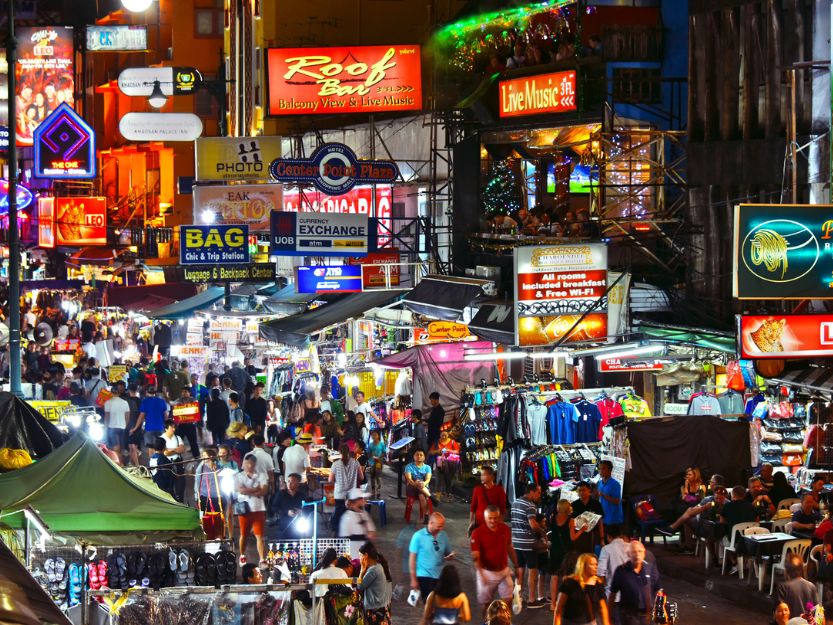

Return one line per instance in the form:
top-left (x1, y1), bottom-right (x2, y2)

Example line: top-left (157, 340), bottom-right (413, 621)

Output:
top-left (359, 541), bottom-right (393, 625)
top-left (420, 564), bottom-right (471, 625)
top-left (553, 553), bottom-right (610, 625)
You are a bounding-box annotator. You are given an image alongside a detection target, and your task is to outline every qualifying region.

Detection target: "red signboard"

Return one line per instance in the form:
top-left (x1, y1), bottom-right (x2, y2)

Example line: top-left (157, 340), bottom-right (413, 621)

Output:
top-left (282, 185), bottom-right (392, 245)
top-left (53, 338), bottom-right (80, 352)
top-left (348, 250), bottom-right (401, 287)
top-left (499, 70), bottom-right (577, 118)
top-left (46, 197), bottom-right (107, 246)
top-left (516, 269), bottom-right (608, 302)
top-left (598, 358), bottom-right (664, 373)
top-left (740, 314), bottom-right (833, 359)
top-left (172, 401), bottom-right (201, 424)
top-left (266, 45), bottom-right (422, 116)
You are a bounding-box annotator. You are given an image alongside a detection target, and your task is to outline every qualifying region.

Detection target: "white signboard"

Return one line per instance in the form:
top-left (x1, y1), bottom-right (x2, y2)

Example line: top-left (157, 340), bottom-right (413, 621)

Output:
top-left (601, 454), bottom-right (626, 489)
top-left (118, 67), bottom-right (175, 96)
top-left (119, 113), bottom-right (203, 142)
top-left (87, 26), bottom-right (148, 52)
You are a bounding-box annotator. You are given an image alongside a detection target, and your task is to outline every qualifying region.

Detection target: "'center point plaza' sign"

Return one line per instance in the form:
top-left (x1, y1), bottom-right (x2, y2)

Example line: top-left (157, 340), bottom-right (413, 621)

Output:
top-left (269, 143), bottom-right (398, 195)
top-left (179, 225), bottom-right (250, 265)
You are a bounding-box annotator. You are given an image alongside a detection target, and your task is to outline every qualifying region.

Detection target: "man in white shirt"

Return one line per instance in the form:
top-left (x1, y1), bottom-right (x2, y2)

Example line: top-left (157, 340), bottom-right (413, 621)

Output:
top-left (354, 391), bottom-right (377, 426)
top-left (104, 381), bottom-right (131, 455)
top-left (339, 488), bottom-right (377, 558)
top-left (309, 555), bottom-right (349, 597)
top-left (160, 419), bottom-right (186, 502)
top-left (282, 432), bottom-right (313, 484)
top-left (249, 435), bottom-right (275, 491)
top-left (597, 524), bottom-right (631, 599)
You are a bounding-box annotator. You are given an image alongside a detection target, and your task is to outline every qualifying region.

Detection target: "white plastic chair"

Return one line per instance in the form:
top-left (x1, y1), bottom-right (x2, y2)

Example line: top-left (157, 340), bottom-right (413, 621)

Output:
top-left (809, 544), bottom-right (824, 603)
top-left (721, 522), bottom-right (758, 579)
top-left (769, 539), bottom-right (812, 595)
top-left (771, 517), bottom-right (791, 532)
top-left (777, 498), bottom-right (801, 511)
top-left (741, 527), bottom-right (770, 583)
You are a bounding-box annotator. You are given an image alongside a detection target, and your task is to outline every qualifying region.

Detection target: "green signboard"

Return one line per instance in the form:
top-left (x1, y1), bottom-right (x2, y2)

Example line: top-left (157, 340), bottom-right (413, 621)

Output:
top-left (734, 204), bottom-right (833, 299)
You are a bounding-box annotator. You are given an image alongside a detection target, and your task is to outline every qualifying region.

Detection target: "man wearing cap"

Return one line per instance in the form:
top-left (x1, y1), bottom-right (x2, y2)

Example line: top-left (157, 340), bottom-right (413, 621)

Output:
top-left (283, 432), bottom-right (313, 484)
top-left (339, 487), bottom-right (377, 558)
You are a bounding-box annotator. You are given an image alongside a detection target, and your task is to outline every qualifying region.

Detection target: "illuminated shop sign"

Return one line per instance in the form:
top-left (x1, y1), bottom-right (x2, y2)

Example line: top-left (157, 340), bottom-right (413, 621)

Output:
top-left (270, 212), bottom-right (377, 257)
top-left (33, 103), bottom-right (96, 179)
top-left (499, 70), bottom-right (577, 118)
top-left (195, 136), bottom-right (283, 182)
top-left (179, 225), bottom-right (250, 265)
top-left (0, 179), bottom-right (34, 213)
top-left (183, 263), bottom-right (276, 283)
top-left (38, 196), bottom-right (107, 247)
top-left (86, 25), bottom-right (148, 52)
top-left (297, 265), bottom-right (363, 293)
top-left (266, 45), bottom-right (422, 115)
top-left (739, 314), bottom-right (833, 359)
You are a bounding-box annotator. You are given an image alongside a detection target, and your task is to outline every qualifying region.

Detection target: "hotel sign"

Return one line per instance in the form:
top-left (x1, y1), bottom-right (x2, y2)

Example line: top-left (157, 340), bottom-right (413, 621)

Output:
top-left (266, 45), bottom-right (422, 115)
top-left (499, 70), bottom-right (577, 118)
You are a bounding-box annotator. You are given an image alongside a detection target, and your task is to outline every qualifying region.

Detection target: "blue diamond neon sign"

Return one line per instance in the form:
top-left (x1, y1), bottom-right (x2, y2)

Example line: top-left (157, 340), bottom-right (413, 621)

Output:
top-left (33, 103), bottom-right (96, 179)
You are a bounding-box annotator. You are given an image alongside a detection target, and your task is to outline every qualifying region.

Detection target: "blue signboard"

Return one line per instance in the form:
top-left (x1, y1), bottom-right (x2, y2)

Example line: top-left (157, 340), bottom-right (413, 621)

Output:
top-left (269, 142), bottom-right (398, 196)
top-left (271, 212), bottom-right (378, 257)
top-left (0, 180), bottom-right (34, 214)
top-left (179, 224), bottom-right (250, 265)
top-left (33, 103), bottom-right (96, 179)
top-left (297, 265), bottom-right (363, 293)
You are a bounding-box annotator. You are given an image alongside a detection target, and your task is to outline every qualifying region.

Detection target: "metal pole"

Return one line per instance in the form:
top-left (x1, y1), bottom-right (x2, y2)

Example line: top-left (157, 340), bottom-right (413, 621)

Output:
top-left (7, 0), bottom-right (21, 396)
top-left (790, 68), bottom-right (798, 204)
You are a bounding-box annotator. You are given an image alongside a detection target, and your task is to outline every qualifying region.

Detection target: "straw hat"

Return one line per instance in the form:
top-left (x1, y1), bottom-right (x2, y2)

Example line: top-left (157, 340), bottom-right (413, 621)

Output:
top-left (295, 432), bottom-right (313, 445)
top-left (227, 421), bottom-right (247, 437)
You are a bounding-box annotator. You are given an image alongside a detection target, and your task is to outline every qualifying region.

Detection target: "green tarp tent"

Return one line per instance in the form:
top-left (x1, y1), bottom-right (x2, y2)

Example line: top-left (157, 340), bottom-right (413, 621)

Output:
top-left (0, 433), bottom-right (202, 546)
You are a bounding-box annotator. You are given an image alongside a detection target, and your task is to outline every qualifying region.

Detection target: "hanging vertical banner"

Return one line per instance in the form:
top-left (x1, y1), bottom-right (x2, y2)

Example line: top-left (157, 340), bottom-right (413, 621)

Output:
top-left (15, 26), bottom-right (75, 146)
top-left (514, 244), bottom-right (609, 346)
top-left (606, 271), bottom-right (631, 343)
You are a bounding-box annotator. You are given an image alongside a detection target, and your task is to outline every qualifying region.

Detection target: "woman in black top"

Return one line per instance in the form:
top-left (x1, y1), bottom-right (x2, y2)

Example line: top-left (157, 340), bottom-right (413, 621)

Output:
top-left (553, 553), bottom-right (610, 625)
top-left (769, 472), bottom-right (798, 508)
top-left (205, 388), bottom-right (230, 445)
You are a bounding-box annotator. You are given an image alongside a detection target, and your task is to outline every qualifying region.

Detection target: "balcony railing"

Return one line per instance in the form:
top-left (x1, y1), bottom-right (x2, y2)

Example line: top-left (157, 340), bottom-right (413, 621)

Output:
top-left (602, 25), bottom-right (663, 62)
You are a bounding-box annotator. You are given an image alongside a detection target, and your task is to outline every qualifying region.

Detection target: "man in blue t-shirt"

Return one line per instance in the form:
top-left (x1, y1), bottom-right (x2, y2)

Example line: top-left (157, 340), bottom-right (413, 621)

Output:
top-left (405, 450), bottom-right (436, 523)
top-left (139, 386), bottom-right (169, 447)
top-left (597, 459), bottom-right (624, 526)
top-left (409, 512), bottom-right (454, 601)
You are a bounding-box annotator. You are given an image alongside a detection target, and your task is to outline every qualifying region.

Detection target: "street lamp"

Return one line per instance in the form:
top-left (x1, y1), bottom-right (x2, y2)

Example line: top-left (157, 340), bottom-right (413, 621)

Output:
top-left (121, 0), bottom-right (153, 12)
top-left (147, 80), bottom-right (167, 109)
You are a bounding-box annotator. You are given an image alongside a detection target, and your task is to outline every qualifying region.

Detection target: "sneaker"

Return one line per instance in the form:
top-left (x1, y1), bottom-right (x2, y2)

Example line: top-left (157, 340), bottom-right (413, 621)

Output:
top-left (728, 566), bottom-right (738, 576)
top-left (528, 600), bottom-right (546, 609)
top-left (239, 555), bottom-right (247, 567)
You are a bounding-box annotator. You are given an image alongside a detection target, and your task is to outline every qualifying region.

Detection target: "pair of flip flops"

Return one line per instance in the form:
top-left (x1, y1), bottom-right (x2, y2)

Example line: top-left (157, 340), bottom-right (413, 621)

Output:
top-left (42, 558), bottom-right (68, 607)
top-left (146, 553), bottom-right (168, 590)
top-left (194, 553), bottom-right (217, 587)
top-left (125, 552), bottom-right (149, 588)
top-left (167, 549), bottom-right (193, 586)
top-left (215, 550), bottom-right (236, 586)
top-left (67, 562), bottom-right (86, 607)
top-left (106, 552), bottom-right (129, 590)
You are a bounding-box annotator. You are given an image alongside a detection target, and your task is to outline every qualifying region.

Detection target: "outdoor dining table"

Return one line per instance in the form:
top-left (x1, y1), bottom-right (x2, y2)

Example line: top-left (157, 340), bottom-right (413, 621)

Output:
top-left (742, 532), bottom-right (796, 592)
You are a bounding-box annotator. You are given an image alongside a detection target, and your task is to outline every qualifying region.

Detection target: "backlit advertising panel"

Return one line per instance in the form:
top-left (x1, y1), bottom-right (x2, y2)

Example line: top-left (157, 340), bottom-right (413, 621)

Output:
top-left (739, 314), bottom-right (833, 358)
top-left (499, 70), bottom-right (577, 118)
top-left (193, 184), bottom-right (281, 228)
top-left (16, 26), bottom-right (74, 146)
top-left (33, 103), bottom-right (96, 179)
top-left (266, 45), bottom-right (422, 116)
top-left (43, 197), bottom-right (107, 246)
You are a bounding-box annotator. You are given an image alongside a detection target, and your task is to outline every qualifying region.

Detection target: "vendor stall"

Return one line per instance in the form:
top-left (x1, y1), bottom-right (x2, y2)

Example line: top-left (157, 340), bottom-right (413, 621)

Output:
top-left (0, 393), bottom-right (65, 461)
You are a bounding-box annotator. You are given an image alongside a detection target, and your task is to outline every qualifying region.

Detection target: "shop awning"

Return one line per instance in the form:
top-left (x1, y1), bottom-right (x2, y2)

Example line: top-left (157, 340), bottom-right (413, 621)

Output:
top-left (149, 286), bottom-right (226, 320)
top-left (106, 283), bottom-right (199, 313)
top-left (260, 290), bottom-right (407, 347)
top-left (772, 367), bottom-right (833, 394)
top-left (402, 275), bottom-right (491, 321)
top-left (635, 321), bottom-right (737, 353)
top-left (64, 247), bottom-right (125, 268)
top-left (0, 541), bottom-right (73, 625)
top-left (261, 284), bottom-right (327, 316)
top-left (468, 300), bottom-right (515, 344)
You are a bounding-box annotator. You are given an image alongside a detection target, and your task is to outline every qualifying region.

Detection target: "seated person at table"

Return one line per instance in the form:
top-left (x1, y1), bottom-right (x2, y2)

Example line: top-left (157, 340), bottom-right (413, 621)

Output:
top-left (696, 486), bottom-right (729, 564)
top-left (791, 495), bottom-right (822, 537)
top-left (769, 471), bottom-right (798, 508)
top-left (817, 526), bottom-right (833, 583)
top-left (807, 477), bottom-right (827, 509)
top-left (757, 462), bottom-right (775, 491)
top-left (658, 474), bottom-right (724, 544)
top-left (719, 486), bottom-right (759, 572)
top-left (746, 476), bottom-right (775, 518)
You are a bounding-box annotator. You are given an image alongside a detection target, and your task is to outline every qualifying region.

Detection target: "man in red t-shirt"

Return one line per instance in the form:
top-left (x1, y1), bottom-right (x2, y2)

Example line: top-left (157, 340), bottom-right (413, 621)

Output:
top-left (469, 466), bottom-right (507, 532)
top-left (471, 504), bottom-right (518, 616)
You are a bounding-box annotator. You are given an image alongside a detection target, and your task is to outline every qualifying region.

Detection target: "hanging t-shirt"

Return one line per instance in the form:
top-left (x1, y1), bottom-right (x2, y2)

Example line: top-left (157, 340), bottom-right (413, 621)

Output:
top-left (573, 401), bottom-right (603, 443)
top-left (687, 394), bottom-right (722, 416)
top-left (527, 403), bottom-right (548, 446)
top-left (547, 401), bottom-right (579, 445)
top-left (620, 395), bottom-right (652, 419)
top-left (745, 394), bottom-right (765, 416)
top-left (596, 397), bottom-right (625, 438)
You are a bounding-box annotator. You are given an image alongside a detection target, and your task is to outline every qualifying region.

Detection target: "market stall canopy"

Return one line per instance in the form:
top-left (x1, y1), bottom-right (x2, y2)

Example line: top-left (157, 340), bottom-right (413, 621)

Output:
top-left (771, 366), bottom-right (833, 395)
top-left (261, 283), bottom-right (326, 316)
top-left (149, 286), bottom-right (226, 320)
top-left (374, 341), bottom-right (495, 408)
top-left (635, 321), bottom-right (736, 353)
top-left (401, 275), bottom-right (491, 321)
top-left (0, 394), bottom-right (64, 459)
top-left (0, 433), bottom-right (202, 545)
top-left (260, 290), bottom-right (407, 348)
top-left (468, 300), bottom-right (515, 344)
top-left (106, 283), bottom-right (199, 313)
top-left (64, 247), bottom-right (125, 268)
top-left (0, 541), bottom-right (72, 625)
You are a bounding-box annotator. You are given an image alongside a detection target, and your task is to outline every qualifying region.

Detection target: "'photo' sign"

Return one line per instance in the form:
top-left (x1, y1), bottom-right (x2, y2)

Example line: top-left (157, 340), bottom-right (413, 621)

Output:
top-left (195, 136), bottom-right (283, 182)
top-left (266, 45), bottom-right (422, 115)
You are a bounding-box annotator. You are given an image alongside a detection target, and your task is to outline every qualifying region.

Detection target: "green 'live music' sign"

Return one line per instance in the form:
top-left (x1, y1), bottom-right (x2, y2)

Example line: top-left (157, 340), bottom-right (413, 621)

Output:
top-left (734, 204), bottom-right (833, 299)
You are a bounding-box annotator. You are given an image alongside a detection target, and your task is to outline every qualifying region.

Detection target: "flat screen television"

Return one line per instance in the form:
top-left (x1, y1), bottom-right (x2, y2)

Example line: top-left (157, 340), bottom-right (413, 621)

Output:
top-left (569, 163), bottom-right (598, 194)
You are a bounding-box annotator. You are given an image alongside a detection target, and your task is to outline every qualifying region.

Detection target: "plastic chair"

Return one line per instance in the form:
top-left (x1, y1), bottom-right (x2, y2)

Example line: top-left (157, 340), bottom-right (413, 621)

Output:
top-left (808, 544), bottom-right (824, 603)
top-left (629, 495), bottom-right (668, 545)
top-left (742, 526), bottom-right (770, 583)
top-left (777, 498), bottom-right (801, 511)
top-left (771, 517), bottom-right (791, 532)
top-left (768, 539), bottom-right (812, 595)
top-left (721, 522), bottom-right (759, 579)
top-left (404, 496), bottom-right (433, 524)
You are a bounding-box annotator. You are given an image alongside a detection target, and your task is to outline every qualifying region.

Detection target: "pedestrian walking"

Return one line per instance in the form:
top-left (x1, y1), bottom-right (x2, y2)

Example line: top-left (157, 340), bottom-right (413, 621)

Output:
top-left (510, 482), bottom-right (547, 608)
top-left (420, 564), bottom-right (472, 625)
top-left (234, 454), bottom-right (268, 567)
top-left (206, 388), bottom-right (230, 447)
top-left (609, 541), bottom-right (659, 625)
top-left (553, 553), bottom-right (610, 625)
top-left (470, 505), bottom-right (518, 616)
top-left (469, 466), bottom-right (507, 533)
top-left (358, 542), bottom-right (394, 625)
top-left (339, 488), bottom-right (377, 558)
top-left (329, 443), bottom-right (364, 531)
top-left (409, 512), bottom-right (455, 601)
top-left (367, 429), bottom-right (387, 499)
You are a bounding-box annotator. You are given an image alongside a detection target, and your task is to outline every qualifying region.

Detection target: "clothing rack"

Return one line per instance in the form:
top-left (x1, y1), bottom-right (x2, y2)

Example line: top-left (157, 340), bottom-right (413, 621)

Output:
top-left (464, 384), bottom-right (635, 398)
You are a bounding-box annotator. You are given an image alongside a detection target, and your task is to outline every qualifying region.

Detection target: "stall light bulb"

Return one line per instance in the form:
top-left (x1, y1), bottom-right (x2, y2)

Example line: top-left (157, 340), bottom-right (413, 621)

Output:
top-left (88, 422), bottom-right (105, 442)
top-left (295, 516), bottom-right (311, 535)
top-left (201, 209), bottom-right (216, 224)
top-left (219, 468), bottom-right (237, 495)
top-left (178, 319), bottom-right (185, 326)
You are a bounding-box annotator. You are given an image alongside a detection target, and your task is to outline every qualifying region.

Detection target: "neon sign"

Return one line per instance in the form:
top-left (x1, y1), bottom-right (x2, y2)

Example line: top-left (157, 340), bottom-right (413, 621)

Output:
top-left (0, 180), bottom-right (34, 214)
top-left (33, 103), bottom-right (96, 179)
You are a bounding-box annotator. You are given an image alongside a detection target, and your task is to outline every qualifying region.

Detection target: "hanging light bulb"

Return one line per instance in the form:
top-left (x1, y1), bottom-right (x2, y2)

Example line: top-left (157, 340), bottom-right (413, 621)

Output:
top-left (121, 0), bottom-right (153, 12)
top-left (147, 80), bottom-right (167, 109)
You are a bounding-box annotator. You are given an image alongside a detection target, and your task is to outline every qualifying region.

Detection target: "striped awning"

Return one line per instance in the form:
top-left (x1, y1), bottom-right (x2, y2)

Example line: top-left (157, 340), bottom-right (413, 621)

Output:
top-left (773, 367), bottom-right (833, 394)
